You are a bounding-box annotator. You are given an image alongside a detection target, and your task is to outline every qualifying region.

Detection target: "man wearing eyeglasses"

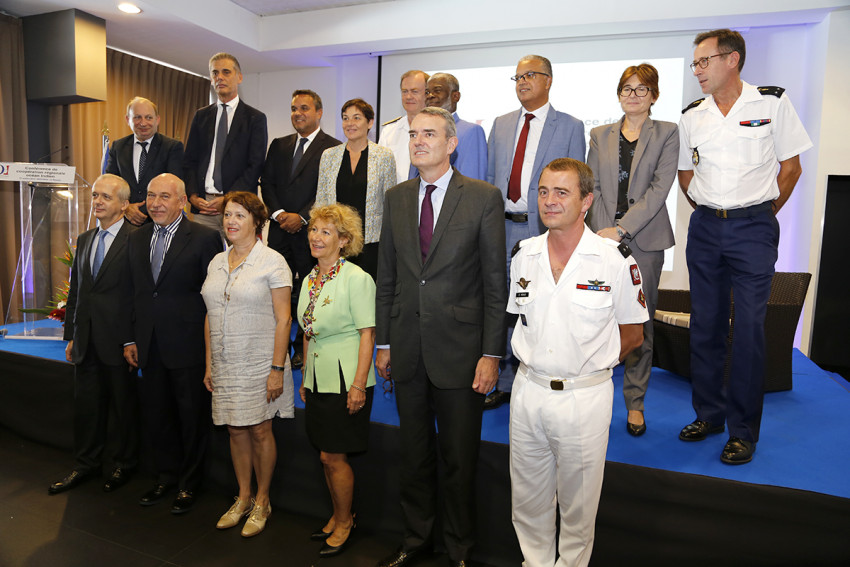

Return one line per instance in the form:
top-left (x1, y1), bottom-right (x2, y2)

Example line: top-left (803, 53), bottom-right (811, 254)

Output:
top-left (677, 29), bottom-right (812, 464)
top-left (485, 54), bottom-right (585, 410)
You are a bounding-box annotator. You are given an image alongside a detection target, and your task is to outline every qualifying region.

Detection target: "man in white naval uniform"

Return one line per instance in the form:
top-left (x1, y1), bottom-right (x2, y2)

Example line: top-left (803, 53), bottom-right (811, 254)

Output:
top-left (508, 157), bottom-right (647, 567)
top-left (379, 70), bottom-right (429, 184)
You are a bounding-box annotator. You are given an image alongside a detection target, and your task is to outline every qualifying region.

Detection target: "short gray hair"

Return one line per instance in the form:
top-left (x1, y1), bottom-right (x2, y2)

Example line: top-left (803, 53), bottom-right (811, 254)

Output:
top-left (429, 72), bottom-right (459, 93)
top-left (518, 54), bottom-right (553, 78)
top-left (94, 173), bottom-right (131, 202)
top-left (418, 107), bottom-right (457, 138)
top-left (400, 69), bottom-right (429, 87)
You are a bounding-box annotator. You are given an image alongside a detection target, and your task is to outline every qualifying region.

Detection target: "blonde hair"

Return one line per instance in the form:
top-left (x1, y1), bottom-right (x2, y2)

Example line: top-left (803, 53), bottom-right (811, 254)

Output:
top-left (308, 204), bottom-right (364, 258)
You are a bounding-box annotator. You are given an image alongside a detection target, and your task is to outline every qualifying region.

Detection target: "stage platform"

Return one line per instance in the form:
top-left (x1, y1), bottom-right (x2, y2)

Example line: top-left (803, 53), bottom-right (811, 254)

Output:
top-left (2, 320), bottom-right (849, 566)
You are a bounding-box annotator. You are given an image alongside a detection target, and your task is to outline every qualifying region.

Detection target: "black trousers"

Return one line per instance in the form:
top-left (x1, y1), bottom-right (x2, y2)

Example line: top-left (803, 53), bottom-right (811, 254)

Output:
top-left (138, 337), bottom-right (210, 491)
top-left (394, 359), bottom-right (485, 562)
top-left (73, 345), bottom-right (139, 474)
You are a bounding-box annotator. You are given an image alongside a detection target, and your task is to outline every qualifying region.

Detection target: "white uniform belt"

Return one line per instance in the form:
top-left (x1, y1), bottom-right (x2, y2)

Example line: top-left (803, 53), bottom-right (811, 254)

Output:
top-left (519, 363), bottom-right (612, 391)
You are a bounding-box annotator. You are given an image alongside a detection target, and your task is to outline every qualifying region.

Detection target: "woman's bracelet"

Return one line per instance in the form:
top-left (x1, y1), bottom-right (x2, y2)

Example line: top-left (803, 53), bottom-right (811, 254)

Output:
top-left (350, 384), bottom-right (366, 394)
top-left (271, 364), bottom-right (286, 372)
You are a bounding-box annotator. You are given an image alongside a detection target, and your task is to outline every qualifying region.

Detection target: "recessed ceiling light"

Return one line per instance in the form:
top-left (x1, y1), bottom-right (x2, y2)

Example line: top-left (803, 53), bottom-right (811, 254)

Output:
top-left (118, 3), bottom-right (142, 14)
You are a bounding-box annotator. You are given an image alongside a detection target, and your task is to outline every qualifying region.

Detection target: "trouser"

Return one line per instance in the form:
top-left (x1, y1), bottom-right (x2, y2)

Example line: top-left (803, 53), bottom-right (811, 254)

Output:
top-left (686, 206), bottom-right (778, 443)
top-left (510, 367), bottom-right (612, 567)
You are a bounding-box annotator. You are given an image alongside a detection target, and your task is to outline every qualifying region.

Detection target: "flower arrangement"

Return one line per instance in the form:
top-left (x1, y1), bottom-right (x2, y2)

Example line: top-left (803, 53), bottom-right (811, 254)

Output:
top-left (20, 241), bottom-right (74, 323)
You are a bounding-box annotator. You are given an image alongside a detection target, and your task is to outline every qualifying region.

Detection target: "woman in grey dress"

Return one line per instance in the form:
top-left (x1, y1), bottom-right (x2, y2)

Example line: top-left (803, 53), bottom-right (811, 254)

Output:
top-left (201, 191), bottom-right (293, 537)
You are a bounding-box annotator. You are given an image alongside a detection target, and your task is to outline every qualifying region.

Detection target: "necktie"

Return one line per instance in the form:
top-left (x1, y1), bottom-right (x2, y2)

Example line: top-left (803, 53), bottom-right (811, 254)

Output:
top-left (92, 229), bottom-right (108, 278)
top-left (151, 227), bottom-right (166, 282)
top-left (137, 141), bottom-right (149, 181)
top-left (291, 137), bottom-right (308, 174)
top-left (213, 103), bottom-right (228, 192)
top-left (419, 184), bottom-right (437, 261)
top-left (508, 113), bottom-right (534, 203)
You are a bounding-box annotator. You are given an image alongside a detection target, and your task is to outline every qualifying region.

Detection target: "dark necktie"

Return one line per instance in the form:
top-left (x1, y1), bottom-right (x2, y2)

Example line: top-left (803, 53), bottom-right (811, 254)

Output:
top-left (292, 137), bottom-right (308, 174)
top-left (213, 103), bottom-right (228, 192)
top-left (419, 184), bottom-right (437, 261)
top-left (137, 141), bottom-right (149, 181)
top-left (508, 113), bottom-right (534, 203)
top-left (92, 229), bottom-right (108, 278)
top-left (151, 227), bottom-right (167, 282)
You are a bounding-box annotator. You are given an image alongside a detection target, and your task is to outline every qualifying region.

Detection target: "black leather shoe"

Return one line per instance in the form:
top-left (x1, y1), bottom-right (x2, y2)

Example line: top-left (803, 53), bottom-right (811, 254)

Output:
top-left (678, 419), bottom-right (725, 441)
top-left (103, 468), bottom-right (132, 492)
top-left (310, 526), bottom-right (333, 541)
top-left (291, 351), bottom-right (303, 370)
top-left (171, 490), bottom-right (195, 515)
top-left (626, 421), bottom-right (647, 437)
top-left (48, 470), bottom-right (92, 495)
top-left (318, 519), bottom-right (356, 557)
top-left (483, 389), bottom-right (510, 410)
top-left (720, 437), bottom-right (755, 465)
top-left (377, 547), bottom-right (427, 567)
top-left (139, 483), bottom-right (173, 506)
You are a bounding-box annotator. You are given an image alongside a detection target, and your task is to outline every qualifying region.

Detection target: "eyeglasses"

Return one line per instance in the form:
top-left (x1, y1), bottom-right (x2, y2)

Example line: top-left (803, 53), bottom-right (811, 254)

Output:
top-left (619, 86), bottom-right (652, 97)
top-left (689, 52), bottom-right (733, 71)
top-left (511, 71), bottom-right (550, 82)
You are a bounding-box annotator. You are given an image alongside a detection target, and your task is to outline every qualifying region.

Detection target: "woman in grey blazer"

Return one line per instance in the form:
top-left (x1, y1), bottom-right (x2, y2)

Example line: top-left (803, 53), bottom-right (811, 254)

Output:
top-left (586, 63), bottom-right (679, 437)
top-left (315, 98), bottom-right (397, 280)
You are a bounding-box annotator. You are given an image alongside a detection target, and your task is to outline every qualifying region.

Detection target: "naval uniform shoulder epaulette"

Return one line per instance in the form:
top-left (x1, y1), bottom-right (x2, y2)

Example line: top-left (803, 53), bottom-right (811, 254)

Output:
top-left (757, 86), bottom-right (785, 98)
top-left (382, 116), bottom-right (402, 126)
top-left (682, 98), bottom-right (705, 114)
top-left (617, 241), bottom-right (632, 259)
top-left (511, 238), bottom-right (531, 258)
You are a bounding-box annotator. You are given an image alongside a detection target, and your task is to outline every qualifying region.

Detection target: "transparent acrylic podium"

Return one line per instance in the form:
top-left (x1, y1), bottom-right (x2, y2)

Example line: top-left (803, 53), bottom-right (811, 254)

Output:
top-left (2, 178), bottom-right (90, 340)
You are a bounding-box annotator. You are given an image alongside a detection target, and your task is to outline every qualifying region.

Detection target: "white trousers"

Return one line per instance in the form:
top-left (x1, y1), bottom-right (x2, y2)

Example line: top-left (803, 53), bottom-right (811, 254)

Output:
top-left (509, 369), bottom-right (613, 567)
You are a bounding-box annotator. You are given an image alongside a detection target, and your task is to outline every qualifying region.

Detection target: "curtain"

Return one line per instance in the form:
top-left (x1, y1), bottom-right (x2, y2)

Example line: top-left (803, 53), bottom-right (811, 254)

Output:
top-left (0, 15), bottom-right (30, 322)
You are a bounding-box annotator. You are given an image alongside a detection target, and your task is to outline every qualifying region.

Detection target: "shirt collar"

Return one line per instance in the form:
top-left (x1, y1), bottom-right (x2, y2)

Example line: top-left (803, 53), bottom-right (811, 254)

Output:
top-left (154, 213), bottom-right (183, 235)
top-left (134, 135), bottom-right (154, 145)
top-left (219, 95), bottom-right (240, 111)
top-left (528, 224), bottom-right (599, 256)
top-left (98, 217), bottom-right (125, 237)
top-left (419, 167), bottom-right (454, 193)
top-left (521, 102), bottom-right (550, 122)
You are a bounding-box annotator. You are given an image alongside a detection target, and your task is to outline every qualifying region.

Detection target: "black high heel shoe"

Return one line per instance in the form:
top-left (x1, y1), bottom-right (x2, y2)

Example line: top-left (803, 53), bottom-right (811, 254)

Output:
top-left (318, 515), bottom-right (356, 557)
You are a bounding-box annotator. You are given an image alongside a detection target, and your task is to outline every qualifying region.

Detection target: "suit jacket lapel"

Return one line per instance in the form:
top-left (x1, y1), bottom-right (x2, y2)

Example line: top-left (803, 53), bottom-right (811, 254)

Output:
top-left (94, 222), bottom-right (131, 283)
top-left (292, 131), bottom-right (322, 179)
top-left (118, 138), bottom-right (138, 191)
top-left (604, 121), bottom-right (621, 221)
top-left (79, 230), bottom-right (96, 284)
top-left (155, 217), bottom-right (190, 285)
top-left (630, 118), bottom-right (653, 183)
top-left (400, 180), bottom-right (424, 268)
top-left (531, 108), bottom-right (558, 177)
top-left (424, 171), bottom-right (462, 267)
top-left (223, 103), bottom-right (244, 157)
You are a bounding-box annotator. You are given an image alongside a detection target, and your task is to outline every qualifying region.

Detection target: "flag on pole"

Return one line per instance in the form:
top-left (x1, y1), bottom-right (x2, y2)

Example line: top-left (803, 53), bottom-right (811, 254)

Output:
top-left (101, 121), bottom-right (110, 174)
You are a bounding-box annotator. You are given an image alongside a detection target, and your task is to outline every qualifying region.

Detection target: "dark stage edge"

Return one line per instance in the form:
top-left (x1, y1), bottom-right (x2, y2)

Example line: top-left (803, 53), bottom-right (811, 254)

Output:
top-left (2, 351), bottom-right (849, 566)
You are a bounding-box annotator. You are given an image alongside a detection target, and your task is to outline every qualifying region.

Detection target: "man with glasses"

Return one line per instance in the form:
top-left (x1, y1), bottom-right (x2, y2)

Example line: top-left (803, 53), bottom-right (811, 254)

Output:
top-left (485, 54), bottom-right (585, 410)
top-left (678, 29), bottom-right (812, 464)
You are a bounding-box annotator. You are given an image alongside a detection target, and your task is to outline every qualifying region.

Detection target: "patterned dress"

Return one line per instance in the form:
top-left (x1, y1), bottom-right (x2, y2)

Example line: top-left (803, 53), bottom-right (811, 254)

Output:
top-left (201, 241), bottom-right (294, 426)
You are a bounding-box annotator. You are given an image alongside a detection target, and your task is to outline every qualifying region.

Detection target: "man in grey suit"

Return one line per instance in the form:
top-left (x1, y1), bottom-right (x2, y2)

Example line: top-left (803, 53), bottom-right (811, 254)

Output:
top-left (375, 107), bottom-right (506, 567)
top-left (49, 174), bottom-right (139, 495)
top-left (485, 54), bottom-right (586, 408)
top-left (105, 97), bottom-right (184, 225)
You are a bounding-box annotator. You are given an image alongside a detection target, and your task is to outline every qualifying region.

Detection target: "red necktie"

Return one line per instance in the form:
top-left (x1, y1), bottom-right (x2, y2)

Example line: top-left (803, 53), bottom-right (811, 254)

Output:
top-left (508, 113), bottom-right (534, 203)
top-left (419, 184), bottom-right (437, 261)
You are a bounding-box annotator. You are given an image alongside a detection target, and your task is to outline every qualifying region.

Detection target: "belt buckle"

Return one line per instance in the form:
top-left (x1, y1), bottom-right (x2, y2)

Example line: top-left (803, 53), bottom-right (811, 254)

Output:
top-left (550, 380), bottom-right (564, 391)
top-left (715, 208), bottom-right (728, 219)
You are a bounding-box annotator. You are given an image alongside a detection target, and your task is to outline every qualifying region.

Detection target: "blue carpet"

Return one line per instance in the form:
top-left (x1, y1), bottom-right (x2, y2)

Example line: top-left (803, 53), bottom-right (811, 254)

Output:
top-left (3, 320), bottom-right (848, 500)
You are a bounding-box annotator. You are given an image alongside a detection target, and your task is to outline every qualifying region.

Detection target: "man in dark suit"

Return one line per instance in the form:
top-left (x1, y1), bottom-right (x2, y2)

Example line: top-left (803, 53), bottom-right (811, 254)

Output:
top-left (123, 173), bottom-right (223, 514)
top-left (183, 52), bottom-right (268, 235)
top-left (261, 89), bottom-right (341, 368)
top-left (49, 174), bottom-right (139, 495)
top-left (485, 54), bottom-right (586, 409)
top-left (375, 107), bottom-right (507, 567)
top-left (105, 97), bottom-right (184, 226)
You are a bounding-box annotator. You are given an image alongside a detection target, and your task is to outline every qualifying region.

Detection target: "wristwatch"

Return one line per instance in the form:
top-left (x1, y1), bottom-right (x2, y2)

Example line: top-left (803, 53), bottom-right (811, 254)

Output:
top-left (615, 225), bottom-right (628, 240)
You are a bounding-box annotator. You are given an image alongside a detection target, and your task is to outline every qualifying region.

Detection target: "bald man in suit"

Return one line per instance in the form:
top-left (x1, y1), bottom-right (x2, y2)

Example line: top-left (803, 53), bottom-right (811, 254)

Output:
top-left (375, 107), bottom-right (506, 567)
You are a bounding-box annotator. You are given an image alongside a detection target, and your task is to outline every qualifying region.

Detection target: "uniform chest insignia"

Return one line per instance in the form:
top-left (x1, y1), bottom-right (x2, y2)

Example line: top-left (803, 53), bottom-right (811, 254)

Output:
top-left (740, 119), bottom-right (771, 127)
top-left (630, 264), bottom-right (641, 286)
top-left (517, 278), bottom-right (531, 289)
top-left (322, 296), bottom-right (332, 306)
top-left (577, 280), bottom-right (611, 292)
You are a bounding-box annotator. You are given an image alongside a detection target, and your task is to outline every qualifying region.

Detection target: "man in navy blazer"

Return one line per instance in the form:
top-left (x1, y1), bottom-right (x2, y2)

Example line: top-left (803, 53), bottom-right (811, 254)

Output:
top-left (486, 54), bottom-right (586, 408)
top-left (261, 89), bottom-right (341, 368)
top-left (123, 173), bottom-right (223, 514)
top-left (183, 52), bottom-right (268, 234)
top-left (105, 97), bottom-right (184, 225)
top-left (49, 174), bottom-right (139, 495)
